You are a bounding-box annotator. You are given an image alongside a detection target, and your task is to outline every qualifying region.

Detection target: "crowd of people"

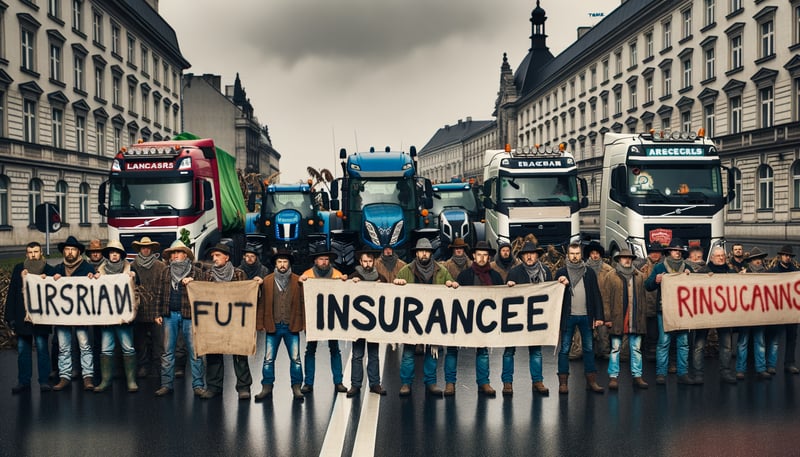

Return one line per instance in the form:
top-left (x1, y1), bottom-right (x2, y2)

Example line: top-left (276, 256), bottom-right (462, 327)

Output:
top-left (4, 234), bottom-right (799, 401)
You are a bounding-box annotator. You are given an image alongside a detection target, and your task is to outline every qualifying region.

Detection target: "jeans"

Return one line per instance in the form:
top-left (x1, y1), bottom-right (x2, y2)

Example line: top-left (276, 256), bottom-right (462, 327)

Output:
top-left (161, 312), bottom-right (205, 390)
top-left (443, 347), bottom-right (490, 385)
top-left (737, 327), bottom-right (766, 373)
top-left (609, 334), bottom-right (643, 378)
top-left (261, 323), bottom-right (303, 386)
top-left (656, 314), bottom-right (689, 376)
top-left (765, 326), bottom-right (781, 370)
top-left (785, 324), bottom-right (798, 365)
top-left (17, 334), bottom-right (50, 386)
top-left (56, 326), bottom-right (93, 379)
top-left (502, 346), bottom-right (543, 383)
top-left (351, 339), bottom-right (380, 388)
top-left (400, 344), bottom-right (438, 386)
top-left (100, 324), bottom-right (135, 356)
top-left (304, 340), bottom-right (343, 385)
top-left (693, 328), bottom-right (734, 377)
top-left (558, 315), bottom-right (596, 375)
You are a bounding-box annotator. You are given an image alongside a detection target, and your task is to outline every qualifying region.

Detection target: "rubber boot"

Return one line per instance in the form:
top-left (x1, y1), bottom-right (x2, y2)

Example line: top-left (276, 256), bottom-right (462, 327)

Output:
top-left (558, 374), bottom-right (569, 394)
top-left (93, 355), bottom-right (114, 393)
top-left (585, 373), bottom-right (604, 394)
top-left (123, 355), bottom-right (139, 393)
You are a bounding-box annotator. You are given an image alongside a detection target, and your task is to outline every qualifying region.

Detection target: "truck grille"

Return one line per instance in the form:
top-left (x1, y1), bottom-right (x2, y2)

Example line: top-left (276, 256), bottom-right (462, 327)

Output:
top-left (508, 222), bottom-right (572, 248)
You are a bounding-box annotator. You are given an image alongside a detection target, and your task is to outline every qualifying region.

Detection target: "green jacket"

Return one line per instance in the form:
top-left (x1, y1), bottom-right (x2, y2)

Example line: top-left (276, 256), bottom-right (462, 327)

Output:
top-left (396, 261), bottom-right (453, 285)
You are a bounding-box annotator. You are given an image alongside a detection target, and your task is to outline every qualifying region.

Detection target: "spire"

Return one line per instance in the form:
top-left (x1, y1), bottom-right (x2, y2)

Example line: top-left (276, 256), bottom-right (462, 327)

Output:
top-left (232, 72), bottom-right (247, 105)
top-left (530, 0), bottom-right (548, 51)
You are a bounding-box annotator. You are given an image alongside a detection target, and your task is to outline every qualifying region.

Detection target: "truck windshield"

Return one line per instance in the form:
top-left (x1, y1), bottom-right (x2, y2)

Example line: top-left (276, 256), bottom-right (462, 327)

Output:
top-left (627, 163), bottom-right (723, 199)
top-left (499, 175), bottom-right (578, 206)
top-left (348, 178), bottom-right (416, 210)
top-left (432, 189), bottom-right (478, 214)
top-left (109, 177), bottom-right (193, 211)
top-left (265, 192), bottom-right (315, 218)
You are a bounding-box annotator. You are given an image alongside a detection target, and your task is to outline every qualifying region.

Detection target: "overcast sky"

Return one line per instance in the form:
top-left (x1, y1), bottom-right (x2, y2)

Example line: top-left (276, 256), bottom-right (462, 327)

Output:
top-left (159, 0), bottom-right (620, 182)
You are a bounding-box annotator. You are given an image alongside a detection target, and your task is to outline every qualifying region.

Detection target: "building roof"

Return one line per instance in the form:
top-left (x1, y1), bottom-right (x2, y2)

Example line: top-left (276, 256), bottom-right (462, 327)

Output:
top-left (119, 0), bottom-right (191, 69)
top-left (419, 119), bottom-right (496, 155)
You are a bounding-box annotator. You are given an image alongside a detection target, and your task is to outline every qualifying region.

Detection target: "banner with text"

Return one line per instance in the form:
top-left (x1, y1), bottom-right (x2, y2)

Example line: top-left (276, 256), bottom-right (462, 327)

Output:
top-left (661, 272), bottom-right (800, 331)
top-left (24, 274), bottom-right (137, 325)
top-left (303, 280), bottom-right (565, 347)
top-left (188, 280), bottom-right (259, 356)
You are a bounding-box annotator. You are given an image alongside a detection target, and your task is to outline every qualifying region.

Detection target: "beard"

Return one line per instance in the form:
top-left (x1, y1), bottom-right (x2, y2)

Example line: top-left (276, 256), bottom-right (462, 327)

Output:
top-left (276, 266), bottom-right (289, 274)
top-left (418, 257), bottom-right (431, 266)
top-left (65, 254), bottom-right (78, 262)
top-left (361, 265), bottom-right (374, 272)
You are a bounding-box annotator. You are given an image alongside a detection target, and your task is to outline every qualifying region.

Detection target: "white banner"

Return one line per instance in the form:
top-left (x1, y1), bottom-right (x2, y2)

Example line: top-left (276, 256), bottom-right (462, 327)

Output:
top-left (661, 272), bottom-right (800, 331)
top-left (302, 279), bottom-right (565, 347)
top-left (188, 280), bottom-right (259, 356)
top-left (24, 273), bottom-right (137, 325)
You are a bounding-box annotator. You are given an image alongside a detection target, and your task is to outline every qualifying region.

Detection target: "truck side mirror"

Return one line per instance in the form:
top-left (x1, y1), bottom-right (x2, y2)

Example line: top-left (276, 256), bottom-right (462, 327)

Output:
top-left (726, 168), bottom-right (737, 203)
top-left (423, 179), bottom-right (434, 209)
top-left (320, 192), bottom-right (330, 209)
top-left (483, 197), bottom-right (493, 210)
top-left (610, 166), bottom-right (628, 206)
top-left (97, 181), bottom-right (108, 216)
top-left (247, 192), bottom-right (257, 212)
top-left (579, 177), bottom-right (588, 197)
top-left (203, 180), bottom-right (214, 211)
top-left (580, 196), bottom-right (589, 208)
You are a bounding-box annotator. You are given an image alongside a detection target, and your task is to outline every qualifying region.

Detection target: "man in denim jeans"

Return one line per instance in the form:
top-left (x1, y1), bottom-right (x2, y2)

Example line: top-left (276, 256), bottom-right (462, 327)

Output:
top-left (255, 250), bottom-right (305, 401)
top-left (554, 243), bottom-right (605, 394)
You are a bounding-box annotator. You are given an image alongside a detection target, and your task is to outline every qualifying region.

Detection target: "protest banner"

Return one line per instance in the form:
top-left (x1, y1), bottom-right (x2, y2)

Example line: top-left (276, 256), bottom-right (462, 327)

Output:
top-left (24, 273), bottom-right (137, 325)
top-left (302, 279), bottom-right (565, 347)
top-left (188, 280), bottom-right (259, 356)
top-left (661, 272), bottom-right (800, 331)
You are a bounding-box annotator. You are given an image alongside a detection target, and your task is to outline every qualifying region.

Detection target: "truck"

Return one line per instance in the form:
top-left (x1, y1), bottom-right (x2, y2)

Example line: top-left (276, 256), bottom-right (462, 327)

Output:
top-left (481, 143), bottom-right (588, 251)
top-left (98, 132), bottom-right (247, 260)
top-left (430, 181), bottom-right (484, 259)
top-left (246, 182), bottom-right (329, 272)
top-left (329, 146), bottom-right (436, 269)
top-left (599, 130), bottom-right (735, 260)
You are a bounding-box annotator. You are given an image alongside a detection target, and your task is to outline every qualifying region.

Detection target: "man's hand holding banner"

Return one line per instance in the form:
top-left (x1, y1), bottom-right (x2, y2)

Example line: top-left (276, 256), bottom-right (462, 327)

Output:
top-left (187, 280), bottom-right (259, 356)
top-left (24, 273), bottom-right (137, 325)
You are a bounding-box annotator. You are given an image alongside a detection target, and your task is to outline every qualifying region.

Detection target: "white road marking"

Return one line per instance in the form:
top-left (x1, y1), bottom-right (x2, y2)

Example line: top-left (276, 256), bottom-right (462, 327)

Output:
top-left (351, 344), bottom-right (387, 457)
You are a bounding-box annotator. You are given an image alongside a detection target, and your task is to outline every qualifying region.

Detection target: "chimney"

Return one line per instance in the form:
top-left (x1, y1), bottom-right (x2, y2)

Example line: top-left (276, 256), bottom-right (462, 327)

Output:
top-left (577, 27), bottom-right (592, 40)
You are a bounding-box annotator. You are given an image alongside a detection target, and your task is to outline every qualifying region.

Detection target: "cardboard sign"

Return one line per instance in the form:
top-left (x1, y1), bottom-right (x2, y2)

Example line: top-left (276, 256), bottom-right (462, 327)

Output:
top-left (24, 274), bottom-right (137, 325)
top-left (661, 272), bottom-right (800, 331)
top-left (188, 280), bottom-right (259, 356)
top-left (302, 280), bottom-right (565, 348)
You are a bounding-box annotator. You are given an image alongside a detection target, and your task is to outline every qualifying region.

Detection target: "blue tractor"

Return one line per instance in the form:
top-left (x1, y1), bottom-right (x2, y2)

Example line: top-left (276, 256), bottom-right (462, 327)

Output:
top-left (430, 181), bottom-right (485, 260)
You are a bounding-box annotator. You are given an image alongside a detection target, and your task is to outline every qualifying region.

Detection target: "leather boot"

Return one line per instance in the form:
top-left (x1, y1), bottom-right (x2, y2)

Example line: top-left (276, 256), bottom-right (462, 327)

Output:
top-left (502, 382), bottom-right (513, 396)
top-left (53, 378), bottom-right (71, 391)
top-left (443, 382), bottom-right (455, 396)
top-left (478, 383), bottom-right (496, 397)
top-left (83, 376), bottom-right (95, 391)
top-left (255, 384), bottom-right (273, 401)
top-left (426, 384), bottom-right (443, 397)
top-left (291, 384), bottom-right (304, 401)
top-left (93, 355), bottom-right (114, 393)
top-left (532, 381), bottom-right (550, 396)
top-left (585, 373), bottom-right (604, 394)
top-left (558, 374), bottom-right (569, 394)
top-left (123, 355), bottom-right (139, 392)
top-left (633, 377), bottom-right (649, 389)
top-left (608, 377), bottom-right (619, 390)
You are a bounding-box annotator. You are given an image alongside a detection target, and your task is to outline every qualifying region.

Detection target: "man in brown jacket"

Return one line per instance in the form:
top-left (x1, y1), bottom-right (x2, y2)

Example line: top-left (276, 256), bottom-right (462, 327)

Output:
top-left (130, 236), bottom-right (165, 378)
top-left (604, 249), bottom-right (649, 389)
top-left (255, 250), bottom-right (305, 401)
top-left (375, 244), bottom-right (406, 282)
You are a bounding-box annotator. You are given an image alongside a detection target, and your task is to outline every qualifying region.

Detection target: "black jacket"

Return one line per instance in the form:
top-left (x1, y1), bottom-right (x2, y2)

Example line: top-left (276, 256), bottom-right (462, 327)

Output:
top-left (5, 262), bottom-right (56, 336)
top-left (554, 266), bottom-right (605, 331)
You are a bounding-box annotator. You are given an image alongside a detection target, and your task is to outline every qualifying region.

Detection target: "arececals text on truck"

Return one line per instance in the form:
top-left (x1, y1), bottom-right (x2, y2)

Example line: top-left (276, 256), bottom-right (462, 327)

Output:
top-left (599, 129), bottom-right (735, 260)
top-left (98, 133), bottom-right (246, 259)
top-left (329, 146), bottom-right (435, 269)
top-left (482, 143), bottom-right (588, 250)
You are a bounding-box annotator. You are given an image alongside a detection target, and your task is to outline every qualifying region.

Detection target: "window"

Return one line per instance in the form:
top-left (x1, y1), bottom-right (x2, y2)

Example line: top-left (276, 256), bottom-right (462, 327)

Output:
top-left (796, 77), bottom-right (800, 121)
top-left (661, 116), bottom-right (671, 131)
top-left (730, 0), bottom-right (741, 13)
top-left (164, 104), bottom-right (170, 129)
top-left (28, 179), bottom-right (43, 226)
top-left (76, 115), bottom-right (86, 152)
top-left (21, 28), bottom-right (36, 72)
top-left (759, 87), bottom-right (773, 128)
top-left (704, 0), bottom-right (715, 27)
top-left (52, 108), bottom-right (64, 148)
top-left (663, 68), bottom-right (672, 96)
top-left (704, 47), bottom-right (715, 80)
top-left (682, 58), bottom-right (692, 89)
top-left (681, 111), bottom-right (691, 131)
top-left (0, 175), bottom-right (8, 226)
top-left (163, 63), bottom-right (169, 90)
top-left (173, 110), bottom-right (178, 132)
top-left (795, 3), bottom-right (800, 46)
top-left (96, 122), bottom-right (105, 155)
top-left (758, 165), bottom-right (774, 210)
top-left (127, 35), bottom-right (136, 65)
top-left (113, 76), bottom-right (120, 105)
top-left (56, 180), bottom-right (68, 222)
top-left (663, 20), bottom-right (672, 49)
top-left (570, 80), bottom-right (575, 99)
top-left (153, 97), bottom-right (160, 124)
top-left (602, 59), bottom-right (609, 82)
top-left (614, 50), bottom-right (622, 75)
top-left (704, 104), bottom-right (715, 137)
top-left (729, 167), bottom-right (742, 210)
top-left (79, 182), bottom-right (90, 224)
top-left (645, 31), bottom-right (653, 58)
top-left (50, 44), bottom-right (62, 81)
top-left (114, 126), bottom-right (122, 151)
top-left (141, 92), bottom-right (148, 118)
top-left (23, 100), bottom-right (36, 142)
top-left (0, 91), bottom-right (4, 137)
top-left (629, 42), bottom-right (637, 67)
top-left (580, 73), bottom-right (586, 93)
top-left (128, 126), bottom-right (137, 144)
top-left (111, 23), bottom-right (120, 55)
top-left (791, 161), bottom-right (800, 209)
top-left (614, 88), bottom-right (622, 115)
top-left (682, 9), bottom-right (692, 39)
top-left (730, 35), bottom-right (742, 70)
top-left (172, 72), bottom-right (178, 93)
top-left (153, 55), bottom-right (160, 83)
top-left (601, 95), bottom-right (609, 120)
top-left (590, 67), bottom-right (597, 88)
top-left (759, 19), bottom-right (774, 58)
top-left (73, 53), bottom-right (85, 92)
top-left (72, 0), bottom-right (83, 33)
top-left (92, 11), bottom-right (102, 45)
top-left (590, 102), bottom-right (596, 124)
top-left (645, 76), bottom-right (653, 103)
top-left (94, 66), bottom-right (104, 99)
top-left (128, 83), bottom-right (136, 113)
top-left (49, 0), bottom-right (61, 19)
top-left (141, 46), bottom-right (149, 74)
top-left (629, 83), bottom-right (637, 107)
top-left (729, 95), bottom-right (742, 134)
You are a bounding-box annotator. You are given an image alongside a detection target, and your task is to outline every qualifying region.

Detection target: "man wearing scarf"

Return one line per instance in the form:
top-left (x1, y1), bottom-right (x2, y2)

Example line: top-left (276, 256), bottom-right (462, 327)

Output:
top-left (602, 250), bottom-right (648, 389)
top-left (639, 243), bottom-right (664, 363)
top-left (685, 246), bottom-right (709, 273)
top-left (736, 247), bottom-right (772, 380)
top-left (6, 242), bottom-right (55, 394)
top-left (94, 240), bottom-right (139, 393)
top-left (555, 243), bottom-right (606, 395)
top-left (504, 241), bottom-right (557, 396)
top-left (239, 245), bottom-right (270, 280)
top-left (454, 241), bottom-right (503, 397)
top-left (50, 236), bottom-right (97, 392)
top-left (584, 241), bottom-right (614, 361)
top-left (299, 251), bottom-right (348, 394)
top-left (346, 249), bottom-right (389, 398)
top-left (85, 239), bottom-right (106, 270)
top-left (443, 238), bottom-right (472, 280)
top-left (375, 244), bottom-right (406, 283)
top-left (490, 241), bottom-right (520, 282)
top-left (199, 244), bottom-right (253, 400)
top-left (154, 240), bottom-right (207, 397)
top-left (645, 240), bottom-right (694, 385)
top-left (130, 237), bottom-right (166, 378)
top-left (394, 238), bottom-right (458, 397)
top-left (769, 245), bottom-right (799, 375)
top-left (255, 250), bottom-right (306, 402)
